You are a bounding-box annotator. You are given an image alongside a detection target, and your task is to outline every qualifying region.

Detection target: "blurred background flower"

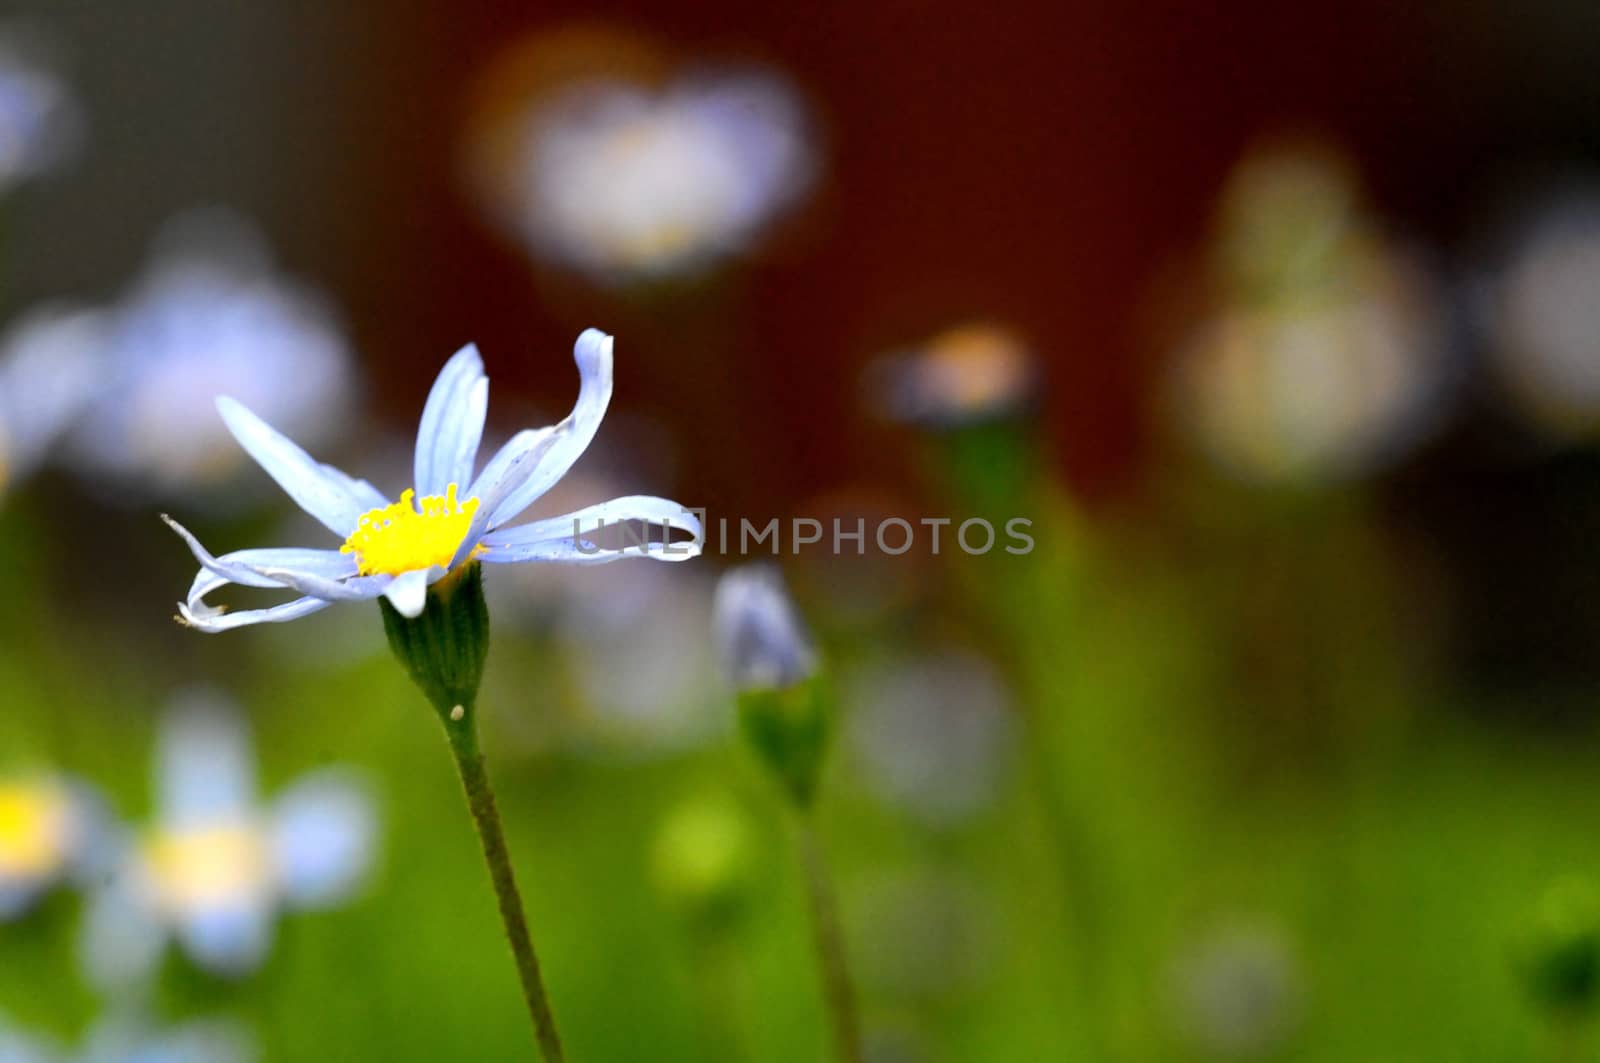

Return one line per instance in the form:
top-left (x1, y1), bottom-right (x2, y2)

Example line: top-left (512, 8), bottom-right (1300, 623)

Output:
top-left (1167, 141), bottom-right (1454, 486)
top-left (0, 23), bottom-right (81, 198)
top-left (0, 773), bottom-right (108, 921)
top-left (82, 691), bottom-right (375, 987)
top-left (1483, 186), bottom-right (1600, 440)
top-left (60, 209), bottom-right (356, 503)
top-left (466, 31), bottom-right (815, 285)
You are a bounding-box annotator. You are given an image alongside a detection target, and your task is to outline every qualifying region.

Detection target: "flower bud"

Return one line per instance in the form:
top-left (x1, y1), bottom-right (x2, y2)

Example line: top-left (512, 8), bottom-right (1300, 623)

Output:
top-left (713, 564), bottom-right (816, 692)
top-left (713, 565), bottom-right (829, 806)
top-left (379, 562), bottom-right (490, 722)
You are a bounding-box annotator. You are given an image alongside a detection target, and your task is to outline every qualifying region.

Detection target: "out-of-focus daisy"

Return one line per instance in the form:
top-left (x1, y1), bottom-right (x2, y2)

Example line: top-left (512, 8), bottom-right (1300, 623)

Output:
top-left (865, 323), bottom-right (1039, 429)
top-left (0, 305), bottom-right (105, 498)
top-left (0, 1012), bottom-right (253, 1063)
top-left (1171, 141), bottom-right (1452, 485)
top-left (0, 772), bottom-right (108, 920)
top-left (1167, 918), bottom-right (1304, 1059)
top-left (63, 210), bottom-right (356, 499)
top-left (846, 652), bottom-right (1015, 827)
top-left (1486, 189), bottom-right (1600, 439)
top-left (0, 25), bottom-right (82, 196)
top-left (165, 329), bottom-right (701, 631)
top-left (82, 692), bottom-right (375, 984)
top-left (473, 67), bottom-right (814, 283)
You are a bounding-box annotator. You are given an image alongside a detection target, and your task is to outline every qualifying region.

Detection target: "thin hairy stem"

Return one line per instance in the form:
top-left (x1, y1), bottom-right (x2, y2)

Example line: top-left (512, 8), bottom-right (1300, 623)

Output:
top-left (444, 712), bottom-right (567, 1063)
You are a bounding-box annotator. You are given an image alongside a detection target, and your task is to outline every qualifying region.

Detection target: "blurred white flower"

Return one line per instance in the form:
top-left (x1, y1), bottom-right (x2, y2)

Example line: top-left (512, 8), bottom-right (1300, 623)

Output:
top-left (1168, 918), bottom-right (1304, 1059)
top-left (0, 1012), bottom-right (253, 1063)
top-left (0, 26), bottom-right (82, 195)
top-left (0, 772), bottom-right (110, 921)
top-left (0, 305), bottom-right (106, 497)
top-left (1172, 142), bottom-right (1452, 485)
top-left (484, 71), bottom-right (814, 282)
top-left (846, 651), bottom-right (1014, 827)
top-left (865, 323), bottom-right (1039, 428)
top-left (63, 210), bottom-right (357, 498)
top-left (82, 691), bottom-right (376, 985)
top-left (1487, 190), bottom-right (1600, 438)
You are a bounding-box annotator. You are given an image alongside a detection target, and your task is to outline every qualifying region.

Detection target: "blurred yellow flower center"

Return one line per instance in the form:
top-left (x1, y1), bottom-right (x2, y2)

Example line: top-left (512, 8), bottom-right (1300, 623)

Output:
top-left (0, 784), bottom-right (70, 879)
top-left (147, 823), bottom-right (268, 910)
top-left (341, 485), bottom-right (481, 577)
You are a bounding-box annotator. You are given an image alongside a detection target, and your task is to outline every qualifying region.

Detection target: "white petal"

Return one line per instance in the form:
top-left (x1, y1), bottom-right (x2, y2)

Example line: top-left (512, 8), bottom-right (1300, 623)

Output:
top-left (158, 695), bottom-right (257, 826)
top-left (382, 568), bottom-right (431, 618)
top-left (258, 567), bottom-right (392, 603)
top-left (482, 495), bottom-right (702, 564)
top-left (176, 595), bottom-right (333, 633)
top-left (451, 429), bottom-right (558, 568)
top-left (486, 328), bottom-right (613, 527)
top-left (165, 515), bottom-right (355, 591)
top-left (177, 899), bottom-right (274, 978)
top-left (79, 865), bottom-right (167, 991)
top-left (216, 396), bottom-right (378, 535)
top-left (414, 344), bottom-right (487, 498)
top-left (271, 771), bottom-right (376, 908)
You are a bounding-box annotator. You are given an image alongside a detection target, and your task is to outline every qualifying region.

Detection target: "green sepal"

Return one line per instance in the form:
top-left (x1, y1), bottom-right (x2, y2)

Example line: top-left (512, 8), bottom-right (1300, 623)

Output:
top-left (379, 562), bottom-right (490, 723)
top-left (1518, 878), bottom-right (1600, 1018)
top-left (736, 673), bottom-right (831, 809)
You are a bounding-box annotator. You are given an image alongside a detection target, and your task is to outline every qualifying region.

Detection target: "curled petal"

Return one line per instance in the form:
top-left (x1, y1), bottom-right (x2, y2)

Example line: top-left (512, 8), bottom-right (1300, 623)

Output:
top-left (177, 595), bottom-right (333, 633)
top-left (164, 515), bottom-right (356, 592)
top-left (217, 397), bottom-right (382, 535)
top-left (481, 495), bottom-right (702, 564)
top-left (487, 329), bottom-right (613, 527)
top-left (413, 343), bottom-right (488, 498)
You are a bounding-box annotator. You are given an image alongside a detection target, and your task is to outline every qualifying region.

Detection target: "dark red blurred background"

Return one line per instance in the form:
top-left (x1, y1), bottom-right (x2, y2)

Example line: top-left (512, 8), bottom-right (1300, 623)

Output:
top-left (11, 1), bottom-right (1600, 512)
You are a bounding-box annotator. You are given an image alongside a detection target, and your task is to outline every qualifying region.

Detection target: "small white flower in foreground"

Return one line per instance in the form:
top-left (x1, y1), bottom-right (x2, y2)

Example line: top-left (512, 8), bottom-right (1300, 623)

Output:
top-left (712, 564), bottom-right (816, 692)
top-left (166, 329), bottom-right (702, 631)
top-left (0, 773), bottom-right (109, 921)
top-left (66, 211), bottom-right (355, 497)
top-left (81, 693), bottom-right (376, 984)
top-left (0, 26), bottom-right (82, 195)
top-left (0, 305), bottom-right (106, 498)
top-left (487, 72), bottom-right (813, 282)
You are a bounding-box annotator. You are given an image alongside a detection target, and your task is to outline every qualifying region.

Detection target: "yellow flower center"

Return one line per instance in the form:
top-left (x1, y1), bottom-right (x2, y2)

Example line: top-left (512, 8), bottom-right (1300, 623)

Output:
top-left (0, 783), bottom-right (71, 880)
top-left (341, 485), bottom-right (481, 578)
top-left (146, 823), bottom-right (269, 911)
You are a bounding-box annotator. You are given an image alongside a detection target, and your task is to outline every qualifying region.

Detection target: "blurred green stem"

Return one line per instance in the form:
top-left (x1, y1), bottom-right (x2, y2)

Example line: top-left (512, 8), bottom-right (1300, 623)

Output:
top-left (797, 817), bottom-right (864, 1063)
top-left (444, 711), bottom-right (567, 1063)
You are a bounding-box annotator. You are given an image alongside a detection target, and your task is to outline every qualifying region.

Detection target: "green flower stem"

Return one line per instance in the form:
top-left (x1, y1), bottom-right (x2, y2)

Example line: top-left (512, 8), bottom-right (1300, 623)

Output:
top-left (442, 709), bottom-right (567, 1063)
top-left (796, 816), bottom-right (863, 1063)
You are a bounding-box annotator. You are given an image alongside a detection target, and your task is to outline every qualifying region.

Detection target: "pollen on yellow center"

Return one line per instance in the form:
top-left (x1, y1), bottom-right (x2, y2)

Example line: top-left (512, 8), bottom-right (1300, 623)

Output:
top-left (0, 783), bottom-right (71, 880)
top-left (341, 485), bottom-right (482, 578)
